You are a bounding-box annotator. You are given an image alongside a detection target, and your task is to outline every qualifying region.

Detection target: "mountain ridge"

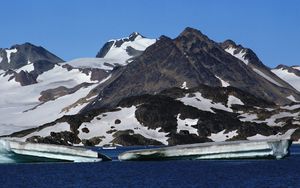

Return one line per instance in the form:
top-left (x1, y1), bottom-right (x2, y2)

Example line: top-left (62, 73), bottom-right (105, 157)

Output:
top-left (1, 26), bottom-right (300, 146)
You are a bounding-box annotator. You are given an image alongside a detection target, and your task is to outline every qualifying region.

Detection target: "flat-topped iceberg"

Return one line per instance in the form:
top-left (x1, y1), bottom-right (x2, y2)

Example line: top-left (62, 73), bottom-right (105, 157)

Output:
top-left (0, 139), bottom-right (111, 163)
top-left (118, 139), bottom-right (292, 161)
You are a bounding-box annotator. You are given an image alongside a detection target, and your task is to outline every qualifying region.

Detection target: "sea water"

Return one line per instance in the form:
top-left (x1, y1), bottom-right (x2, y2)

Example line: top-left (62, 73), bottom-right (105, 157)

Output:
top-left (0, 145), bottom-right (299, 188)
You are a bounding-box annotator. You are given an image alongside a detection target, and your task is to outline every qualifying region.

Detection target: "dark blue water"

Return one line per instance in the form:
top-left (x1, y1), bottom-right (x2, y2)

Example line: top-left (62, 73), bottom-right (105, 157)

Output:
top-left (1, 145), bottom-right (300, 188)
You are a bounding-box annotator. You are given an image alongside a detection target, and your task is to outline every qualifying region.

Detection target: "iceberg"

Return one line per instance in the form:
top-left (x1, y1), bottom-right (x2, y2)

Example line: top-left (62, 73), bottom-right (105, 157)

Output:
top-left (118, 139), bottom-right (292, 161)
top-left (0, 139), bottom-right (111, 163)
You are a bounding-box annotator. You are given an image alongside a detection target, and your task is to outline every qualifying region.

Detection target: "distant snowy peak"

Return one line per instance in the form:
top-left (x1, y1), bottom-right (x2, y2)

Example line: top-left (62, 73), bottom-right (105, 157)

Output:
top-left (272, 65), bottom-right (300, 92)
top-left (0, 42), bottom-right (63, 71)
top-left (96, 32), bottom-right (156, 65)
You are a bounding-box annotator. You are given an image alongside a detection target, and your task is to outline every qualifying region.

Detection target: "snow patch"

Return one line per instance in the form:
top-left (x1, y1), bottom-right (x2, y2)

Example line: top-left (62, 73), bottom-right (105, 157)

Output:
top-left (227, 95), bottom-right (244, 107)
top-left (179, 92), bottom-right (232, 113)
top-left (16, 62), bottom-right (34, 73)
top-left (239, 111), bottom-right (299, 127)
top-left (215, 76), bottom-right (230, 87)
top-left (281, 104), bottom-right (300, 110)
top-left (181, 81), bottom-right (188, 89)
top-left (225, 47), bottom-right (249, 65)
top-left (287, 95), bottom-right (299, 102)
top-left (176, 114), bottom-right (198, 135)
top-left (6, 48), bottom-right (17, 63)
top-left (208, 130), bottom-right (238, 142)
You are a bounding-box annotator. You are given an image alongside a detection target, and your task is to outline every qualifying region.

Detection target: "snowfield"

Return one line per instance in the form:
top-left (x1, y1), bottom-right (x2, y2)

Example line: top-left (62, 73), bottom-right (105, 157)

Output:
top-left (0, 64), bottom-right (103, 135)
top-left (272, 68), bottom-right (300, 92)
top-left (104, 34), bottom-right (156, 60)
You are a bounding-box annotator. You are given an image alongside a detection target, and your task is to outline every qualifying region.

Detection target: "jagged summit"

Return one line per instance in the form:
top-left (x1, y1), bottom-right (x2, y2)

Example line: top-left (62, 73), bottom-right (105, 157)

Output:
top-left (180, 27), bottom-right (208, 37)
top-left (128, 32), bottom-right (144, 40)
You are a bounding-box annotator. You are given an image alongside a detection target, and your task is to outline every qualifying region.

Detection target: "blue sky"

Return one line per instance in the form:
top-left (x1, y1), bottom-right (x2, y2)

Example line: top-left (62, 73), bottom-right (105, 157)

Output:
top-left (1, 0), bottom-right (299, 67)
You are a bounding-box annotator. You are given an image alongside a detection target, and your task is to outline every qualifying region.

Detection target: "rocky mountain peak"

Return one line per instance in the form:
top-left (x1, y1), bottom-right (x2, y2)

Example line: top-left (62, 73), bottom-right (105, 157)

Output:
top-left (275, 64), bottom-right (290, 69)
top-left (0, 42), bottom-right (63, 70)
top-left (128, 32), bottom-right (144, 41)
top-left (179, 27), bottom-right (211, 43)
top-left (220, 39), bottom-right (237, 48)
top-left (220, 39), bottom-right (265, 68)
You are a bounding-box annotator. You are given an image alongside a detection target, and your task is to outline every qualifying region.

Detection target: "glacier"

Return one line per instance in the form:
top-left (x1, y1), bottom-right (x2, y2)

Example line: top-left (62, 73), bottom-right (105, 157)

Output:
top-left (0, 139), bottom-right (111, 163)
top-left (118, 139), bottom-right (292, 161)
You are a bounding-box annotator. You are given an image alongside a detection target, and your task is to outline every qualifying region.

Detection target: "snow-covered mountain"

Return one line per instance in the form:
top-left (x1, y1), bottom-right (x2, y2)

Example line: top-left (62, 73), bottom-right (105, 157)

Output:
top-left (0, 33), bottom-right (156, 135)
top-left (0, 42), bottom-right (63, 71)
top-left (65, 32), bottom-right (156, 71)
top-left (272, 65), bottom-right (300, 93)
top-left (83, 27), bottom-right (300, 113)
top-left (1, 27), bottom-right (300, 146)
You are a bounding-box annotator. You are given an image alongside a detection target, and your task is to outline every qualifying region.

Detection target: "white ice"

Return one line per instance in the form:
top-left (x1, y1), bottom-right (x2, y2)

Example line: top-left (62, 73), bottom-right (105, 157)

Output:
top-left (119, 139), bottom-right (291, 160)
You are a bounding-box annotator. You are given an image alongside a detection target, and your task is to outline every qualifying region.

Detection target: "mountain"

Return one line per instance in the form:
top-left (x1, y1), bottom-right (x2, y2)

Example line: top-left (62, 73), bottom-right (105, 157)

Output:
top-left (272, 65), bottom-right (300, 95)
top-left (220, 40), bottom-right (296, 90)
top-left (96, 32), bottom-right (156, 60)
top-left (2, 27), bottom-right (300, 146)
top-left (0, 33), bottom-right (156, 136)
top-left (65, 33), bottom-right (156, 71)
top-left (0, 44), bottom-right (108, 135)
top-left (0, 42), bottom-right (63, 71)
top-left (83, 27), bottom-right (300, 113)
